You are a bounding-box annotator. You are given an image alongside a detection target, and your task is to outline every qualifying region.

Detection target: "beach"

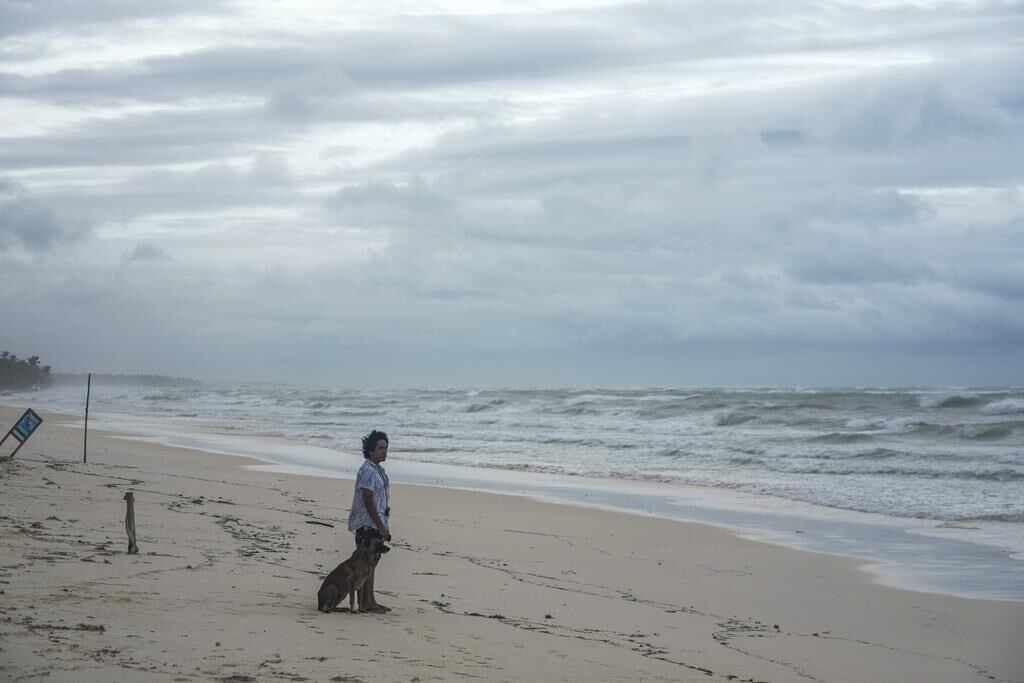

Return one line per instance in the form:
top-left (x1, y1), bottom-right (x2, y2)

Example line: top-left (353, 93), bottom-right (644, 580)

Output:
top-left (2, 405), bottom-right (1022, 682)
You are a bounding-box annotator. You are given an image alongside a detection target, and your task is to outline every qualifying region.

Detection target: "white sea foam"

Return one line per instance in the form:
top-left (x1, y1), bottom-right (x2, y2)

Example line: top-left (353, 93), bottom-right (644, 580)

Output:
top-left (844, 416), bottom-right (924, 432)
top-left (979, 398), bottom-right (1024, 415)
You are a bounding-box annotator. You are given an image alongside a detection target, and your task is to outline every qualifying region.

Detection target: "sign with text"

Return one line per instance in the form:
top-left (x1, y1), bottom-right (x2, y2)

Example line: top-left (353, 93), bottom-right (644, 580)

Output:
top-left (1, 408), bottom-right (44, 459)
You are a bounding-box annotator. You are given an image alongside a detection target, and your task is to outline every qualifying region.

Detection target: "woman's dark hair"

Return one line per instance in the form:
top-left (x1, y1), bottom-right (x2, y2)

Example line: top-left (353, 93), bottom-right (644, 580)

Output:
top-left (362, 430), bottom-right (389, 458)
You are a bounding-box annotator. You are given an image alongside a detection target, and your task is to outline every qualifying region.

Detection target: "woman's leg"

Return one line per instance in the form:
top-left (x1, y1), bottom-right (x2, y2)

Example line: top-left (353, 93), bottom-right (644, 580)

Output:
top-left (359, 564), bottom-right (389, 612)
top-left (359, 566), bottom-right (375, 609)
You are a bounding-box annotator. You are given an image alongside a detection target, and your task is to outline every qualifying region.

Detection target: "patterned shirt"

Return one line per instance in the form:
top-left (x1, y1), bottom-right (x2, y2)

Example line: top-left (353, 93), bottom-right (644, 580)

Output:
top-left (347, 459), bottom-right (390, 532)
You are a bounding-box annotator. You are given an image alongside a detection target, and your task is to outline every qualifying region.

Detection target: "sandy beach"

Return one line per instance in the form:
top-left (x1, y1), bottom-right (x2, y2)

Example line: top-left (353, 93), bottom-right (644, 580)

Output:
top-left (1, 405), bottom-right (1022, 683)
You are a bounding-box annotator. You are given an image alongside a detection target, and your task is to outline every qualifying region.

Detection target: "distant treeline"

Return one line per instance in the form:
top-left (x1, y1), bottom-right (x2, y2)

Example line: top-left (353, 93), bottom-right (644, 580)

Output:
top-left (0, 351), bottom-right (53, 390)
top-left (52, 373), bottom-right (201, 387)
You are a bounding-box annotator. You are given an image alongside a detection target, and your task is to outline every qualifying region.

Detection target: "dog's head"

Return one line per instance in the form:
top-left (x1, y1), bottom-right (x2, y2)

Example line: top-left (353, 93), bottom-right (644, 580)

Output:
top-left (358, 533), bottom-right (391, 555)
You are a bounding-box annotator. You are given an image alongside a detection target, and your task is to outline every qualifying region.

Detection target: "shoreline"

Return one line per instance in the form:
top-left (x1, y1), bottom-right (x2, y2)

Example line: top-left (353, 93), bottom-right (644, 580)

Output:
top-left (2, 405), bottom-right (1023, 682)
top-left (26, 404), bottom-right (1024, 603)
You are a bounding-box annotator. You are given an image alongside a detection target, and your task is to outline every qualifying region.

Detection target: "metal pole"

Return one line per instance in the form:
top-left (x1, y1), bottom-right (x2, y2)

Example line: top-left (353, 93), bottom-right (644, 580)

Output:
top-left (83, 373), bottom-right (91, 463)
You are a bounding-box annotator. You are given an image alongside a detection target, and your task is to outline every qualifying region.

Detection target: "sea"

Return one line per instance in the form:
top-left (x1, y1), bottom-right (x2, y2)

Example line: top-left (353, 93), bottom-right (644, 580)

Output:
top-left (8, 382), bottom-right (1024, 601)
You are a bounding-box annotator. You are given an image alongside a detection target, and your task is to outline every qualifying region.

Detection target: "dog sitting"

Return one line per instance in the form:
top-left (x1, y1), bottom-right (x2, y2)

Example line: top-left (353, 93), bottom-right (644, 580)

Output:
top-left (317, 536), bottom-right (390, 613)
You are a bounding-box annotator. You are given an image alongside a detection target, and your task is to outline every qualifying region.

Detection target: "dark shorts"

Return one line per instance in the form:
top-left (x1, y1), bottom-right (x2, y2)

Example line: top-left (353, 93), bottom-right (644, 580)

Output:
top-left (355, 526), bottom-right (382, 545)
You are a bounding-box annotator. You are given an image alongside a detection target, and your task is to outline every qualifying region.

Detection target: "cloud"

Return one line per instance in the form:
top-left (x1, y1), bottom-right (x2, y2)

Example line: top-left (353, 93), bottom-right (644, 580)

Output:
top-left (4, 1), bottom-right (1019, 106)
top-left (0, 176), bottom-right (91, 251)
top-left (0, 106), bottom-right (291, 169)
top-left (326, 177), bottom-right (455, 229)
top-left (785, 250), bottom-right (935, 287)
top-left (2, 1), bottom-right (1024, 385)
top-left (121, 242), bottom-right (170, 263)
top-left (818, 76), bottom-right (1017, 152)
top-left (0, 0), bottom-right (227, 38)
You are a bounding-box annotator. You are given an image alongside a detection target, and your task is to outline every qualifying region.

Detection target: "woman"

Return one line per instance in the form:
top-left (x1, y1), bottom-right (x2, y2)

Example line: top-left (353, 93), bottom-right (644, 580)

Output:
top-left (346, 429), bottom-right (391, 612)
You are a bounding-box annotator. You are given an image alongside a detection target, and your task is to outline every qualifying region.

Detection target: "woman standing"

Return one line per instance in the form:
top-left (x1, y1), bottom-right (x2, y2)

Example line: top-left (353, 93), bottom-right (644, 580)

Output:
top-left (347, 429), bottom-right (391, 612)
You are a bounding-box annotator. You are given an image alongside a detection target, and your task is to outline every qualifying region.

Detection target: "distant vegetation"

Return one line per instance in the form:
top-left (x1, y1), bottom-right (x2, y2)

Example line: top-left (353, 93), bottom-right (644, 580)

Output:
top-left (0, 351), bottom-right (199, 392)
top-left (0, 351), bottom-right (53, 390)
top-left (52, 373), bottom-right (201, 387)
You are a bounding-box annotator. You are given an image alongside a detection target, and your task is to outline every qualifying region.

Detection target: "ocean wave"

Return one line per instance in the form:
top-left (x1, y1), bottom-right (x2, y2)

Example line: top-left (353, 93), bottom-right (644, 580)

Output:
top-left (304, 433), bottom-right (336, 441)
top-left (308, 408), bottom-right (377, 418)
top-left (822, 447), bottom-right (905, 460)
top-left (843, 416), bottom-right (1016, 440)
top-left (565, 392), bottom-right (629, 404)
top-left (299, 393), bottom-right (344, 403)
top-left (638, 393), bottom-right (704, 402)
top-left (539, 436), bottom-right (608, 447)
top-left (949, 424), bottom-right (1013, 441)
top-left (607, 470), bottom-right (675, 483)
top-left (546, 404), bottom-right (603, 416)
top-left (953, 512), bottom-right (1024, 523)
top-left (634, 398), bottom-right (706, 419)
top-left (464, 399), bottom-right (507, 413)
top-left (768, 463), bottom-right (1024, 481)
top-left (714, 412), bottom-right (757, 426)
top-left (918, 393), bottom-right (983, 409)
top-left (845, 417), bottom-right (925, 432)
top-left (792, 402), bottom-right (839, 410)
top-left (979, 398), bottom-right (1024, 415)
top-left (807, 432), bottom-right (876, 444)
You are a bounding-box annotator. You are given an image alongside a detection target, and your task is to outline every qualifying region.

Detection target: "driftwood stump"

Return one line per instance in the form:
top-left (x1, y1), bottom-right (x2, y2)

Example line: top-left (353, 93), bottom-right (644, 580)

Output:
top-left (123, 491), bottom-right (139, 554)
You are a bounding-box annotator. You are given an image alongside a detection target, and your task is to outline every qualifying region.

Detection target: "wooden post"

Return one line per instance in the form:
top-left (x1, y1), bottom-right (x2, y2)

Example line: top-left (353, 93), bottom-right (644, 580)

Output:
top-left (83, 373), bottom-right (91, 464)
top-left (124, 491), bottom-right (139, 554)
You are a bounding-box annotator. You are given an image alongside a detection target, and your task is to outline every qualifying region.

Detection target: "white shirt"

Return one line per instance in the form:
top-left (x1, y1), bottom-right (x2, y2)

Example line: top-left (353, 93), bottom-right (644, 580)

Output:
top-left (347, 459), bottom-right (389, 532)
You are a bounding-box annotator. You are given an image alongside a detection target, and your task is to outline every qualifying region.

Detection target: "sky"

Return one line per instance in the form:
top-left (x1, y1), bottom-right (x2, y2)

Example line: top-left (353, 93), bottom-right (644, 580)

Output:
top-left (1, 0), bottom-right (1023, 388)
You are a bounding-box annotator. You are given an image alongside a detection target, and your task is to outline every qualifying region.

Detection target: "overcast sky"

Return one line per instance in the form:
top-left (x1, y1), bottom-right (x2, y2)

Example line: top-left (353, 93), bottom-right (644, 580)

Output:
top-left (2, 0), bottom-right (1022, 388)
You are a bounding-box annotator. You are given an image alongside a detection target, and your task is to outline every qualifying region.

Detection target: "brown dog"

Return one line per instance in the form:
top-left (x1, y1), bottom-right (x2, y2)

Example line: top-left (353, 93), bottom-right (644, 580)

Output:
top-left (317, 536), bottom-right (390, 613)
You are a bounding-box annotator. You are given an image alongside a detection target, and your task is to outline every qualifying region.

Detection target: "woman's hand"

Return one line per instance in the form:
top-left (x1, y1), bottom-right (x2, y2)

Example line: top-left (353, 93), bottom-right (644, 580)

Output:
top-left (377, 523), bottom-right (391, 541)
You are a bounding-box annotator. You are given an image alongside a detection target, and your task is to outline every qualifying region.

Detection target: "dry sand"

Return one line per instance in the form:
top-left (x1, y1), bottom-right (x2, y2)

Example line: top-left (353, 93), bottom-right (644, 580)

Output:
top-left (1, 406), bottom-right (1022, 682)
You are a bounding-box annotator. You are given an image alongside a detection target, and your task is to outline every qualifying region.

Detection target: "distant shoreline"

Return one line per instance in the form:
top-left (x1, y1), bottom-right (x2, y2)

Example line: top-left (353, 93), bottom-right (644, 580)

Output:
top-left (49, 372), bottom-right (201, 387)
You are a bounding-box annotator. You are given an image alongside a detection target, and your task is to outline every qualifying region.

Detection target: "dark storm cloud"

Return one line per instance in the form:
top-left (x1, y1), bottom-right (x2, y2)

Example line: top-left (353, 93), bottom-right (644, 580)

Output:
top-left (327, 178), bottom-right (455, 228)
top-left (785, 252), bottom-right (936, 287)
top-left (0, 176), bottom-right (90, 251)
top-left (121, 242), bottom-right (170, 263)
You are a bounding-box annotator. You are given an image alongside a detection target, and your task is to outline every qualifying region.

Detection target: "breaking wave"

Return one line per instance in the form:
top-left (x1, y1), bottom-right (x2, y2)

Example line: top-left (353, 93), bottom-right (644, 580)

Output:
top-left (714, 412), bottom-right (757, 426)
top-left (980, 399), bottom-right (1024, 415)
top-left (918, 393), bottom-right (983, 408)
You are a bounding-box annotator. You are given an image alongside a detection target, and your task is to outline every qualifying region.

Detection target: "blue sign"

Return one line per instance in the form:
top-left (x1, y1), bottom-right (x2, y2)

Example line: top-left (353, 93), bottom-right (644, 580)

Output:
top-left (13, 409), bottom-right (42, 442)
top-left (2, 408), bottom-right (44, 460)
